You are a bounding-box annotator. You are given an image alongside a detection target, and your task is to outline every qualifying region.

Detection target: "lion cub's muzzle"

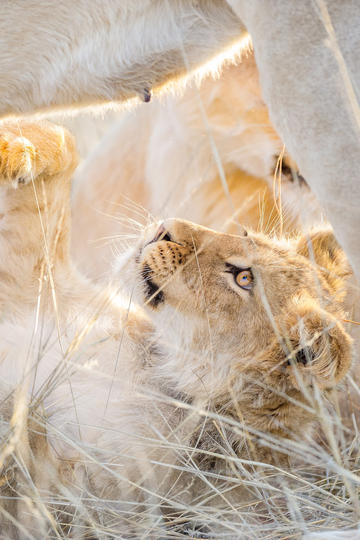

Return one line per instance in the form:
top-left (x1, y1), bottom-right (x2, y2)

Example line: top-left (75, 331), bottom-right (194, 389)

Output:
top-left (137, 220), bottom-right (194, 308)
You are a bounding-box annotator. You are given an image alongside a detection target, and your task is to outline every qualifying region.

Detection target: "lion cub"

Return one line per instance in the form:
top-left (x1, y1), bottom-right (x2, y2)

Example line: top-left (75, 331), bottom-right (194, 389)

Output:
top-left (0, 120), bottom-right (353, 537)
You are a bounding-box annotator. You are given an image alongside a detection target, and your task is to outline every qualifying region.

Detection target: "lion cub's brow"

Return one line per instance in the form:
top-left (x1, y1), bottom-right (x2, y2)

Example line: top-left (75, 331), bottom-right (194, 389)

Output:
top-left (224, 256), bottom-right (252, 269)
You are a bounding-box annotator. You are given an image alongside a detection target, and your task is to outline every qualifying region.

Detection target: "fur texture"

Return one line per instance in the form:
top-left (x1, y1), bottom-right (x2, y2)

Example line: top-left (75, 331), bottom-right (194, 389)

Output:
top-left (71, 54), bottom-right (322, 279)
top-left (1, 1), bottom-right (360, 287)
top-left (0, 1), bottom-right (244, 115)
top-left (0, 119), bottom-right (354, 537)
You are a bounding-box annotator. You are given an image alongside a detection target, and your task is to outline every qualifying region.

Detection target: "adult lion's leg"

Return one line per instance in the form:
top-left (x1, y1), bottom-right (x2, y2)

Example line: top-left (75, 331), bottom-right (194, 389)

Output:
top-left (0, 120), bottom-right (78, 313)
top-left (227, 0), bottom-right (360, 283)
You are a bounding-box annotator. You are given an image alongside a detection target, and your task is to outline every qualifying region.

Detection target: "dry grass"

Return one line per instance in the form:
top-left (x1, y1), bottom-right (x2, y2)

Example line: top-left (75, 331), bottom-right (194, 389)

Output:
top-left (2, 11), bottom-right (360, 537)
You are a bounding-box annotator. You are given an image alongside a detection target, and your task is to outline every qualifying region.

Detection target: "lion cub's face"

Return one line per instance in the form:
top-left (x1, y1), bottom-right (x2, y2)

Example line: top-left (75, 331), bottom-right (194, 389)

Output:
top-left (133, 219), bottom-right (351, 404)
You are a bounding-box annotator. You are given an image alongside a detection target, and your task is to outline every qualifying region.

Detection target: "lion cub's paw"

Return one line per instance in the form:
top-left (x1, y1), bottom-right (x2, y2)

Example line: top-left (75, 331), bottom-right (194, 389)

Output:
top-left (262, 299), bottom-right (352, 391)
top-left (0, 133), bottom-right (37, 188)
top-left (0, 121), bottom-right (77, 188)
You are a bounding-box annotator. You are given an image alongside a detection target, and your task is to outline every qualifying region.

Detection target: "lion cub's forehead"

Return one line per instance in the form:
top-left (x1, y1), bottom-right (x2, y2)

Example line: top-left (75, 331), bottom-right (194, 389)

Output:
top-left (215, 233), bottom-right (291, 265)
top-left (193, 228), bottom-right (301, 272)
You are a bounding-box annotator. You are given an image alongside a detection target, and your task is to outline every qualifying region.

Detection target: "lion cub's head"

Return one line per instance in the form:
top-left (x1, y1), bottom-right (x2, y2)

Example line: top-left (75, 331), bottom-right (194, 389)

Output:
top-left (131, 219), bottom-right (352, 456)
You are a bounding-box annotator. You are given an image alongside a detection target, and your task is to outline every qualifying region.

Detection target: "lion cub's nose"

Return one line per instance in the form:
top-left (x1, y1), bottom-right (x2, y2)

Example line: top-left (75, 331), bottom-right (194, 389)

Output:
top-left (151, 223), bottom-right (173, 244)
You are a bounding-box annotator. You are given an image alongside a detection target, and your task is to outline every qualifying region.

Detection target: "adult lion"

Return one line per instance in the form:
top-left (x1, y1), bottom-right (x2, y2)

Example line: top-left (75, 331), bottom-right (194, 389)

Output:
top-left (1, 1), bottom-right (360, 283)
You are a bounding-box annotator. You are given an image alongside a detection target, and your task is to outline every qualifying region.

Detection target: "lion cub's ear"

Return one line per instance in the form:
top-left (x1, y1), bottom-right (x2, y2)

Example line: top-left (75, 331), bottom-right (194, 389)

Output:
top-left (280, 296), bottom-right (352, 390)
top-left (296, 228), bottom-right (351, 296)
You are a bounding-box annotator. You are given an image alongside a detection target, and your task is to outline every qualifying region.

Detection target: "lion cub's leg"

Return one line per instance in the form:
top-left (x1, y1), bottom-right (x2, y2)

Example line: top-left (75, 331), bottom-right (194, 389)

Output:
top-left (0, 120), bottom-right (78, 314)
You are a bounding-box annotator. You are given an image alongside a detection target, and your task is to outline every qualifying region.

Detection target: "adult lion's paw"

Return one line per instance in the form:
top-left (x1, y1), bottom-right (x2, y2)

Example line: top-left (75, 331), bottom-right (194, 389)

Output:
top-left (0, 120), bottom-right (77, 188)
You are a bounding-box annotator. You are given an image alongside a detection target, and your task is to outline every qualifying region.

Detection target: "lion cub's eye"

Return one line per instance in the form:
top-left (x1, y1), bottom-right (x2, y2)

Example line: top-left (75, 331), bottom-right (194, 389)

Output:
top-left (235, 270), bottom-right (253, 290)
top-left (225, 264), bottom-right (254, 291)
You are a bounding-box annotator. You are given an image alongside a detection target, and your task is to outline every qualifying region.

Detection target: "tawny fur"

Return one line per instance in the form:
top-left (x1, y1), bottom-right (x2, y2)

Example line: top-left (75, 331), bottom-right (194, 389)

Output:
top-left (0, 120), bottom-right (355, 537)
